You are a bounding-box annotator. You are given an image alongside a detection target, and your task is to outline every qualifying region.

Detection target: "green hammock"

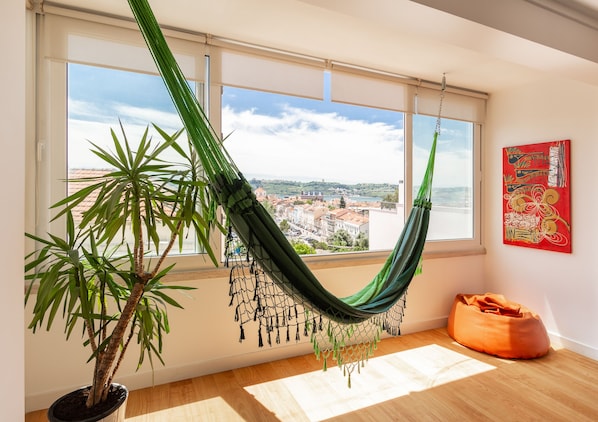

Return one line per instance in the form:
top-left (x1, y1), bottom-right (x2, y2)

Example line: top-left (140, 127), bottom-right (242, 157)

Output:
top-left (127, 0), bottom-right (441, 382)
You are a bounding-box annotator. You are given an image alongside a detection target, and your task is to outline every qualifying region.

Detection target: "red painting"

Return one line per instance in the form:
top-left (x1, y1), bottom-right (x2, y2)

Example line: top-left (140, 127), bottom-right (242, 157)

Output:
top-left (502, 140), bottom-right (571, 253)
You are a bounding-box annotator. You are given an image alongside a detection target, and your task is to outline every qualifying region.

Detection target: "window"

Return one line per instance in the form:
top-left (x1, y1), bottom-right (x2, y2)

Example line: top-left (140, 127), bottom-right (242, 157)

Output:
top-left (413, 114), bottom-right (475, 242)
top-left (222, 81), bottom-right (405, 254)
top-left (67, 63), bottom-right (201, 256)
top-left (34, 12), bottom-right (216, 271)
top-left (33, 9), bottom-right (484, 272)
top-left (221, 75), bottom-right (482, 255)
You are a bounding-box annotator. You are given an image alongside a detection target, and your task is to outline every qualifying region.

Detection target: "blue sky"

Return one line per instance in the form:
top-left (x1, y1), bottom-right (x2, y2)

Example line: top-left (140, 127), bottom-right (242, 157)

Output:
top-left (221, 85), bottom-right (405, 184)
top-left (67, 63), bottom-right (472, 186)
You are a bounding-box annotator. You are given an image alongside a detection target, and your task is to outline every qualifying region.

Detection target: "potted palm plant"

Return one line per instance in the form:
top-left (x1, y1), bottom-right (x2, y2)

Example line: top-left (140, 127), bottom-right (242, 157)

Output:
top-left (25, 122), bottom-right (222, 421)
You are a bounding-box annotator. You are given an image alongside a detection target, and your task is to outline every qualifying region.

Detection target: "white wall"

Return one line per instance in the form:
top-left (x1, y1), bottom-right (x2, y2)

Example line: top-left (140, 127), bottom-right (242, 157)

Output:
top-left (0, 1), bottom-right (26, 420)
top-left (484, 76), bottom-right (598, 359)
top-left (25, 253), bottom-right (484, 411)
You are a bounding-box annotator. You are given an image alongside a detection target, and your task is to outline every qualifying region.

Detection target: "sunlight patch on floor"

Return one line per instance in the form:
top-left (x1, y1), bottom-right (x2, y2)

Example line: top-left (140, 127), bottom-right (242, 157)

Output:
top-left (245, 344), bottom-right (496, 421)
top-left (125, 396), bottom-right (246, 422)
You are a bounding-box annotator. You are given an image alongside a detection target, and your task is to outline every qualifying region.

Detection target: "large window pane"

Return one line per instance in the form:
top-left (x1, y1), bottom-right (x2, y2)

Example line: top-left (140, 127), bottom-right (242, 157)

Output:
top-left (67, 63), bottom-right (200, 255)
top-left (413, 115), bottom-right (474, 241)
top-left (222, 81), bottom-right (405, 254)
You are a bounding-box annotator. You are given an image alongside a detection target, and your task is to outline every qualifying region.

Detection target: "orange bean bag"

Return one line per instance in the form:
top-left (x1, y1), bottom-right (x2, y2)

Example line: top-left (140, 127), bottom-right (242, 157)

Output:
top-left (447, 293), bottom-right (550, 359)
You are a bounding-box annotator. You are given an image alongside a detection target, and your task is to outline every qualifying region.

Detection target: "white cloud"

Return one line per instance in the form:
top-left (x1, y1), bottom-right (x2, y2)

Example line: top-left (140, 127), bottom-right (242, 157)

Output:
top-left (113, 104), bottom-right (184, 130)
top-left (68, 100), bottom-right (471, 187)
top-left (67, 101), bottom-right (186, 169)
top-left (223, 105), bottom-right (405, 184)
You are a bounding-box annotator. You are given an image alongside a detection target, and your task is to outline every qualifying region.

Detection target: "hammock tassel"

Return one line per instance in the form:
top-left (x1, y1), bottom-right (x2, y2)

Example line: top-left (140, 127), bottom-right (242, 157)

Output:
top-left (253, 278), bottom-right (259, 301)
top-left (347, 367), bottom-right (353, 388)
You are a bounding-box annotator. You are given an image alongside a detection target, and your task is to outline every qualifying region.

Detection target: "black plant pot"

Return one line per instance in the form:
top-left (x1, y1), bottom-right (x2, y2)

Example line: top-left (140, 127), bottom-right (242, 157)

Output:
top-left (47, 383), bottom-right (128, 422)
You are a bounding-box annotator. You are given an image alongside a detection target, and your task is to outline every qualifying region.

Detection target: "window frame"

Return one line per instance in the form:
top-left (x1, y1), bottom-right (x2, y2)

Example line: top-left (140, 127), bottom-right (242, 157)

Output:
top-left (32, 10), bottom-right (222, 273)
top-left (407, 116), bottom-right (483, 255)
top-left (217, 82), bottom-right (483, 257)
top-left (30, 8), bottom-right (485, 277)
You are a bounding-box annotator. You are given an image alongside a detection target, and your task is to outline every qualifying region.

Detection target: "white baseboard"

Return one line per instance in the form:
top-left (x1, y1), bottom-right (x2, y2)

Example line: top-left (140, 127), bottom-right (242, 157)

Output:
top-left (547, 330), bottom-right (598, 361)
top-left (399, 317), bottom-right (448, 335)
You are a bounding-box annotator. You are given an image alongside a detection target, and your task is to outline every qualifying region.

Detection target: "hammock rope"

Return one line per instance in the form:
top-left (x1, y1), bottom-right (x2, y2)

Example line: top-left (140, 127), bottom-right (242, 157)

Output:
top-left (128, 0), bottom-right (443, 384)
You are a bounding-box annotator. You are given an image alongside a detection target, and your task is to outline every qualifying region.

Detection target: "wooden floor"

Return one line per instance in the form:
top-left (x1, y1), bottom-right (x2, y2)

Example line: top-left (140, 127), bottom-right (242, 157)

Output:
top-left (26, 328), bottom-right (598, 421)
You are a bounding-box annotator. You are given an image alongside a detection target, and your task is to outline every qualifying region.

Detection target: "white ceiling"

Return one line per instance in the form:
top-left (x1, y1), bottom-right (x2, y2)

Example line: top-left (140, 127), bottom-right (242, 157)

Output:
top-left (45, 0), bottom-right (598, 94)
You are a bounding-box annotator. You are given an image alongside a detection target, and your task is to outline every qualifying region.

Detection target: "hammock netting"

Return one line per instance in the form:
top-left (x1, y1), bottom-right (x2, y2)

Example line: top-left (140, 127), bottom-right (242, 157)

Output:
top-left (128, 0), bottom-right (442, 385)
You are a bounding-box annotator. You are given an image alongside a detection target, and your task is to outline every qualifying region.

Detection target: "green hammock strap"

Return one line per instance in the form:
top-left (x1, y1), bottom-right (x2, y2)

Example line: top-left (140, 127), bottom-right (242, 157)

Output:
top-left (415, 130), bottom-right (439, 204)
top-left (127, 0), bottom-right (237, 186)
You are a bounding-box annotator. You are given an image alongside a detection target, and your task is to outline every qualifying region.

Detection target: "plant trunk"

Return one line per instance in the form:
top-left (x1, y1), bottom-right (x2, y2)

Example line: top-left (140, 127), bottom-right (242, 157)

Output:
top-left (86, 281), bottom-right (146, 408)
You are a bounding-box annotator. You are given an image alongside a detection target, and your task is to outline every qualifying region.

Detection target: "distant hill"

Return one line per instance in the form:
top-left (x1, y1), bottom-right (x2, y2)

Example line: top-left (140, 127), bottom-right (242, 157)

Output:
top-left (249, 178), bottom-right (471, 207)
top-left (248, 178), bottom-right (398, 199)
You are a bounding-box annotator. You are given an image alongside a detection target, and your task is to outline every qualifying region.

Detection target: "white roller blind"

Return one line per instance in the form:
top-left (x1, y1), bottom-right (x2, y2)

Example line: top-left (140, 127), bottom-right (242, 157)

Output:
top-left (331, 69), bottom-right (409, 112)
top-left (216, 49), bottom-right (324, 100)
top-left (415, 86), bottom-right (486, 123)
top-left (42, 13), bottom-right (205, 81)
top-left (331, 67), bottom-right (486, 122)
top-left (42, 10), bottom-right (485, 121)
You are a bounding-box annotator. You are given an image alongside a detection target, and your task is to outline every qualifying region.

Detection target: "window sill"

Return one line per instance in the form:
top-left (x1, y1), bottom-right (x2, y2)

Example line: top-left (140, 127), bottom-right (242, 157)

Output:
top-left (24, 246), bottom-right (487, 291)
top-left (163, 245), bottom-right (487, 282)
